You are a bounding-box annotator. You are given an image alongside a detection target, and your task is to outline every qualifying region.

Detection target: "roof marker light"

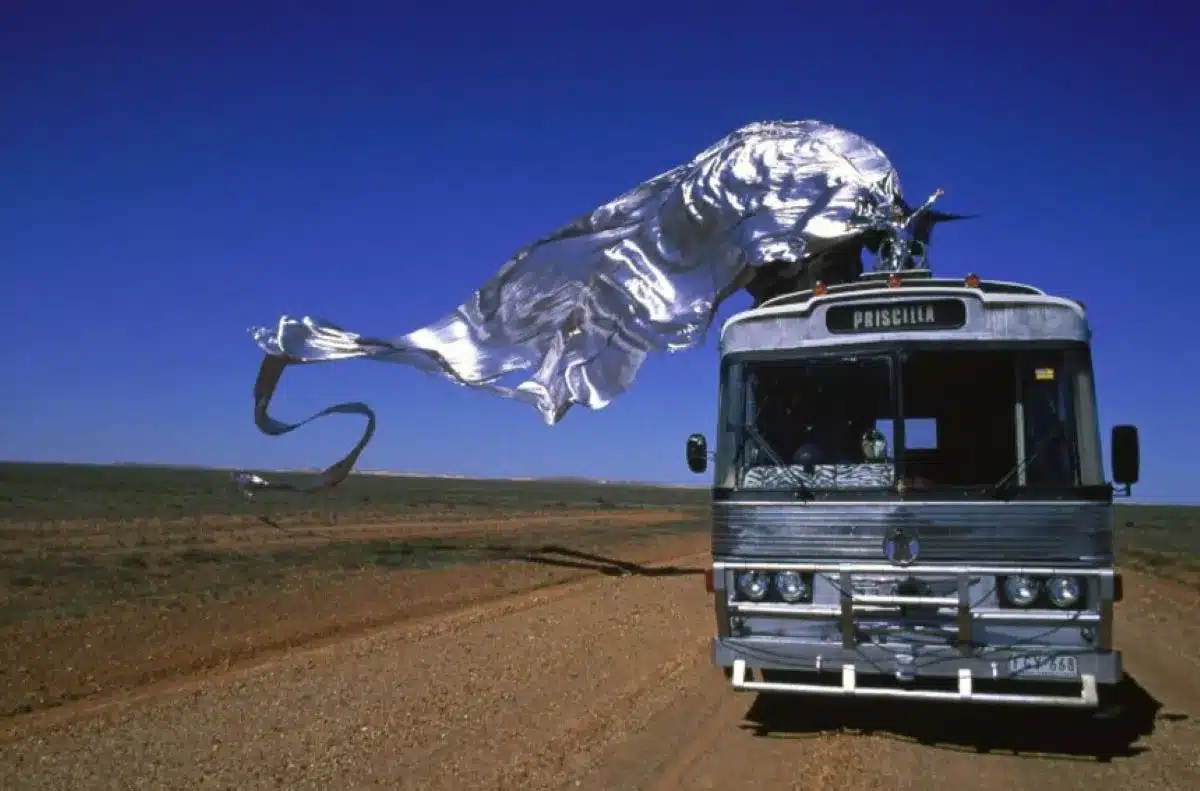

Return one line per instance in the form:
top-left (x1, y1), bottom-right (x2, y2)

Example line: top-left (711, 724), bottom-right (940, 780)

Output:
top-left (887, 274), bottom-right (902, 288)
top-left (965, 273), bottom-right (982, 288)
top-left (813, 280), bottom-right (828, 296)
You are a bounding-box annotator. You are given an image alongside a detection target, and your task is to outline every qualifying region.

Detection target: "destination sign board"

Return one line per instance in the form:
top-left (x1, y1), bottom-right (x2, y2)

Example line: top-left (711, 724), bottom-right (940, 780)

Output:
top-left (825, 298), bottom-right (967, 334)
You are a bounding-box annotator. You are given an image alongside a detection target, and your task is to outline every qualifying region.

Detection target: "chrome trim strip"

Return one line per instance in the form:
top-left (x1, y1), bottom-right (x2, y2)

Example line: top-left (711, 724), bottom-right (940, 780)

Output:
top-left (727, 602), bottom-right (1101, 624)
top-left (714, 561), bottom-right (1113, 577)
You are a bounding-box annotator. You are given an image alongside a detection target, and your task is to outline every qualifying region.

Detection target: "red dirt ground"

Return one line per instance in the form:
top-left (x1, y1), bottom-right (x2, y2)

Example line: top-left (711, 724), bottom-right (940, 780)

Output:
top-left (2, 511), bottom-right (1197, 790)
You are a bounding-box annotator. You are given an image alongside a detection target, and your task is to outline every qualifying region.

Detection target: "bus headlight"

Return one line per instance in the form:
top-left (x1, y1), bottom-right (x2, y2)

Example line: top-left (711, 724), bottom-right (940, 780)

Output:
top-left (736, 570), bottom-right (770, 601)
top-left (775, 570), bottom-right (811, 603)
top-left (1002, 575), bottom-right (1041, 607)
top-left (1047, 576), bottom-right (1082, 608)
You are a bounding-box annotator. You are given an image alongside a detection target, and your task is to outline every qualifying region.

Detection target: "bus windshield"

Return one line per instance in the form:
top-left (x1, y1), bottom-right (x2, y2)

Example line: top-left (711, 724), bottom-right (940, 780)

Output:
top-left (737, 355), bottom-right (896, 492)
top-left (900, 348), bottom-right (1082, 493)
top-left (730, 347), bottom-right (1095, 496)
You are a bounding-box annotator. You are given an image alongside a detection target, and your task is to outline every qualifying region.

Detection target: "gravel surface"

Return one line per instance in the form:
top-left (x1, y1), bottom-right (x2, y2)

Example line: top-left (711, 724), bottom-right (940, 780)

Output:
top-left (3, 538), bottom-right (1197, 791)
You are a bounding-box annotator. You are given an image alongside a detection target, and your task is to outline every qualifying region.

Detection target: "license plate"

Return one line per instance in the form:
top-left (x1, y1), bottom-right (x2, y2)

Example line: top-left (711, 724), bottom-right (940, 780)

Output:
top-left (1007, 654), bottom-right (1079, 679)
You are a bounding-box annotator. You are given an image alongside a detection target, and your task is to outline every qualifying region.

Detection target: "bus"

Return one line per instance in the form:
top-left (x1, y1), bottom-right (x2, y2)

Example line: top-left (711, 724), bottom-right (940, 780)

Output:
top-left (685, 269), bottom-right (1140, 708)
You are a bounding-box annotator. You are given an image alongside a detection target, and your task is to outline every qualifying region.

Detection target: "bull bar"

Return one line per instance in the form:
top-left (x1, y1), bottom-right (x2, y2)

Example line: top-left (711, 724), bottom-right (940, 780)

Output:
top-left (712, 560), bottom-right (1120, 708)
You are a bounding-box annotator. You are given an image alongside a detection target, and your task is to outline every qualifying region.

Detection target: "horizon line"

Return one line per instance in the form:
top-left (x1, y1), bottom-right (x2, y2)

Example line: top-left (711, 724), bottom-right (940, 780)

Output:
top-left (0, 459), bottom-right (710, 490)
top-left (1, 460), bottom-right (1194, 505)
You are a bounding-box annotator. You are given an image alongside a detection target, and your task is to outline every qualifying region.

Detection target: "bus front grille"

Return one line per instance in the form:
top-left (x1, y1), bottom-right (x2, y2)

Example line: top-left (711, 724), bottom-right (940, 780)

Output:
top-left (711, 502), bottom-right (1111, 565)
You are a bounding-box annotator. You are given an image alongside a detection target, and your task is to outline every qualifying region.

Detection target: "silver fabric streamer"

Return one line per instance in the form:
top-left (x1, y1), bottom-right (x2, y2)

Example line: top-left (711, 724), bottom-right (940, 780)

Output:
top-left (237, 120), bottom-right (908, 494)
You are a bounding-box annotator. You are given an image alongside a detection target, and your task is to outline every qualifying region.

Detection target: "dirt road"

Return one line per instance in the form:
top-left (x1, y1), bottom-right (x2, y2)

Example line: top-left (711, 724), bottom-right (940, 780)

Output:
top-left (2, 533), bottom-right (1197, 790)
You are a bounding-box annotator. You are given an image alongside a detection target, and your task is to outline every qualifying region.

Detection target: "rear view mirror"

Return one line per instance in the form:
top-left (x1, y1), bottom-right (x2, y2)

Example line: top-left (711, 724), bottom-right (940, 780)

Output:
top-left (686, 433), bottom-right (708, 474)
top-left (1111, 425), bottom-right (1139, 493)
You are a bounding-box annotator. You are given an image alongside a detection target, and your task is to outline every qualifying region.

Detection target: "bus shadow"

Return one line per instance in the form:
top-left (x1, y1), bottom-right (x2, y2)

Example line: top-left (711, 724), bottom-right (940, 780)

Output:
top-left (489, 543), bottom-right (706, 578)
top-left (742, 674), bottom-right (1179, 762)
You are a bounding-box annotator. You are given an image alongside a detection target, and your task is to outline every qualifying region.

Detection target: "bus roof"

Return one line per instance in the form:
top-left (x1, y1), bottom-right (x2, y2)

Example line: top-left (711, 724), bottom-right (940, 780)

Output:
top-left (720, 271), bottom-right (1090, 356)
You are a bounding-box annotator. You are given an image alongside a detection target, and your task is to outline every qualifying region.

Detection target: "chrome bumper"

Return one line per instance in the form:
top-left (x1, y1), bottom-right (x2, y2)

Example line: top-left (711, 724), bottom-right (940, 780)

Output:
top-left (729, 658), bottom-right (1099, 707)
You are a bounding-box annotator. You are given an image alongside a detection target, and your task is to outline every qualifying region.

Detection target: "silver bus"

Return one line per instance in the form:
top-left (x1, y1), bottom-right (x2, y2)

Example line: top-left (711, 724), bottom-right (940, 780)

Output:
top-left (686, 269), bottom-right (1140, 708)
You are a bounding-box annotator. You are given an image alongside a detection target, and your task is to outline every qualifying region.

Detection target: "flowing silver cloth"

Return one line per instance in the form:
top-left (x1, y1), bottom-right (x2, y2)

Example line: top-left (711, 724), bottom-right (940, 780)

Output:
top-left (236, 120), bottom-right (907, 494)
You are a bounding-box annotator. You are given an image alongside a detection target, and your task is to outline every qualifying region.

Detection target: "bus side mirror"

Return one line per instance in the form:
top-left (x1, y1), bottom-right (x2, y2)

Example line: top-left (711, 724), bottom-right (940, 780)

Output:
top-left (686, 433), bottom-right (708, 474)
top-left (1111, 425), bottom-right (1139, 492)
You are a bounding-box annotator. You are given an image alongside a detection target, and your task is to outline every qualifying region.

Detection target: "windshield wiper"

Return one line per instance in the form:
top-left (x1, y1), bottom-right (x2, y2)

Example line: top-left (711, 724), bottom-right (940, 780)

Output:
top-left (992, 420), bottom-right (1066, 499)
top-left (741, 422), bottom-right (815, 500)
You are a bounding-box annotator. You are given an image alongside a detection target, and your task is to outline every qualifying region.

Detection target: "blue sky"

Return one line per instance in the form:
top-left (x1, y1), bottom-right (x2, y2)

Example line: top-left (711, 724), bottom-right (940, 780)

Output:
top-left (2, 1), bottom-right (1196, 501)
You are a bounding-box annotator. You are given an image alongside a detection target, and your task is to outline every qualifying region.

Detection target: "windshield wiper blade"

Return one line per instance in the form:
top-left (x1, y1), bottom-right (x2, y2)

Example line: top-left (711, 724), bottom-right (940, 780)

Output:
top-left (992, 421), bottom-right (1065, 499)
top-left (742, 423), bottom-right (814, 500)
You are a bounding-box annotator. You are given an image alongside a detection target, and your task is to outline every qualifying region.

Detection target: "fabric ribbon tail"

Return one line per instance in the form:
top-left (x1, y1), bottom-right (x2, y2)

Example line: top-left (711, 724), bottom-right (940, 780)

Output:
top-left (231, 353), bottom-right (377, 497)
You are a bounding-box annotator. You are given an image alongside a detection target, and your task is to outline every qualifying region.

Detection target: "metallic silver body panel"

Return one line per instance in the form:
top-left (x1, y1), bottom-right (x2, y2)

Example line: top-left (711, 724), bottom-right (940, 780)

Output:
top-left (720, 289), bottom-right (1089, 355)
top-left (712, 501), bottom-right (1112, 565)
